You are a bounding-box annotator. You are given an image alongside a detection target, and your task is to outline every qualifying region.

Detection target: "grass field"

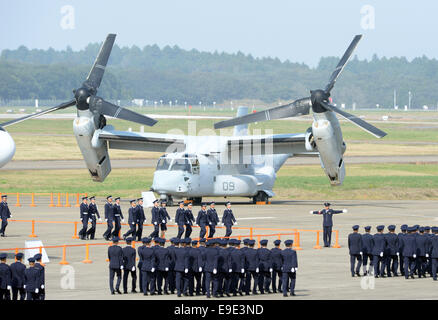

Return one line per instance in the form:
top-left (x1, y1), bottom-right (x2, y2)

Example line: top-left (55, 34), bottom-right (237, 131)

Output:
top-left (1, 163), bottom-right (437, 200)
top-left (4, 115), bottom-right (438, 160)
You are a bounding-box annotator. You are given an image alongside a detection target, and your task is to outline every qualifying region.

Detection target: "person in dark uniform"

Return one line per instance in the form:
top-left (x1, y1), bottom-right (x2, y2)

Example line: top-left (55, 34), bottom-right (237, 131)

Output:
top-left (137, 237), bottom-right (146, 293)
top-left (123, 200), bottom-right (138, 240)
top-left (189, 240), bottom-right (204, 296)
top-left (184, 203), bottom-right (195, 238)
top-left (207, 202), bottom-right (219, 238)
top-left (172, 238), bottom-right (189, 297)
top-left (136, 198), bottom-right (145, 241)
top-left (244, 239), bottom-right (259, 295)
top-left (361, 226), bottom-right (373, 275)
top-left (385, 225), bottom-right (400, 277)
top-left (402, 226), bottom-right (417, 279)
top-left (108, 237), bottom-right (123, 294)
top-left (0, 195), bottom-right (12, 237)
top-left (239, 239), bottom-right (249, 292)
top-left (311, 203), bottom-right (347, 247)
top-left (150, 200), bottom-right (160, 238)
top-left (139, 237), bottom-right (156, 295)
top-left (430, 227), bottom-right (438, 281)
top-left (257, 239), bottom-right (273, 293)
top-left (155, 238), bottom-right (170, 295)
top-left (24, 257), bottom-right (40, 301)
top-left (112, 197), bottom-right (124, 238)
top-left (10, 252), bottom-right (26, 300)
top-left (348, 225), bottom-right (363, 277)
top-left (204, 239), bottom-right (219, 298)
top-left (280, 239), bottom-right (298, 297)
top-left (103, 196), bottom-right (114, 241)
top-left (167, 238), bottom-right (177, 294)
top-left (271, 240), bottom-right (283, 293)
top-left (196, 203), bottom-right (209, 239)
top-left (416, 227), bottom-right (431, 278)
top-left (175, 201), bottom-right (186, 239)
top-left (372, 225), bottom-right (387, 278)
top-left (78, 196), bottom-right (89, 240)
top-left (222, 201), bottom-right (237, 238)
top-left (0, 253), bottom-right (11, 300)
top-left (424, 226), bottom-right (433, 276)
top-left (86, 196), bottom-right (101, 240)
top-left (159, 200), bottom-right (172, 238)
top-left (217, 239), bottom-right (232, 297)
top-left (122, 237), bottom-right (137, 294)
top-left (229, 239), bottom-right (245, 296)
top-left (34, 253), bottom-right (45, 300)
top-left (398, 224), bottom-right (408, 276)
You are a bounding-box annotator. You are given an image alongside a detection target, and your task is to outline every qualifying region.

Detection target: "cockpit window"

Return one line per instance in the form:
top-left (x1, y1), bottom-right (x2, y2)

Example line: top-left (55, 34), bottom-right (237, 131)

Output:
top-left (156, 158), bottom-right (172, 170)
top-left (170, 159), bottom-right (191, 172)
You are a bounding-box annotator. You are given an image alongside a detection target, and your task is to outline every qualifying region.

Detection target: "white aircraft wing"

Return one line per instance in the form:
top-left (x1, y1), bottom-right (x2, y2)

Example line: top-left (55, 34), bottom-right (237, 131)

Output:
top-left (97, 127), bottom-right (186, 153)
top-left (225, 133), bottom-right (318, 157)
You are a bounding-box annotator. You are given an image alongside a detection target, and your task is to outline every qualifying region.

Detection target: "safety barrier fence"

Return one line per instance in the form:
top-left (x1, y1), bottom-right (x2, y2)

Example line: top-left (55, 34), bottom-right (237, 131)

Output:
top-left (7, 219), bottom-right (342, 251)
top-left (0, 192), bottom-right (87, 208)
top-left (0, 232), bottom-right (298, 265)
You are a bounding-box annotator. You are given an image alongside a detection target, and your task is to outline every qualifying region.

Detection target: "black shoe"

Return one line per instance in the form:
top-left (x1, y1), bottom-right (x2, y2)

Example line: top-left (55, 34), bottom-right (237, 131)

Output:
top-left (157, 292), bottom-right (163, 295)
top-left (356, 272), bottom-right (361, 277)
top-left (239, 291), bottom-right (243, 296)
top-left (283, 294), bottom-right (288, 297)
top-left (111, 291), bottom-right (115, 295)
top-left (351, 274), bottom-right (355, 277)
top-left (245, 292), bottom-right (250, 296)
top-left (131, 290), bottom-right (138, 293)
top-left (233, 293), bottom-right (237, 297)
top-left (393, 273), bottom-right (399, 277)
top-left (291, 292), bottom-right (296, 296)
top-left (116, 290), bottom-right (122, 294)
top-left (143, 292), bottom-right (148, 296)
top-left (410, 275), bottom-right (415, 279)
top-left (207, 295), bottom-right (211, 298)
top-left (433, 278), bottom-right (437, 281)
top-left (177, 294), bottom-right (181, 297)
top-left (123, 291), bottom-right (128, 294)
top-left (225, 293), bottom-right (230, 297)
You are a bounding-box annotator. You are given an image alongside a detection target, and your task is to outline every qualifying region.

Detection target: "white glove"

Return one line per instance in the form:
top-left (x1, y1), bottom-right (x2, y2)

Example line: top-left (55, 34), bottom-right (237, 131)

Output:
top-left (209, 222), bottom-right (212, 225)
top-left (120, 266), bottom-right (124, 270)
top-left (396, 252), bottom-right (399, 256)
top-left (132, 266), bottom-right (135, 271)
top-left (426, 253), bottom-right (429, 258)
top-left (23, 285), bottom-right (26, 289)
top-left (154, 222), bottom-right (157, 225)
top-left (80, 218), bottom-right (83, 221)
top-left (380, 252), bottom-right (383, 257)
top-left (41, 284), bottom-right (44, 289)
top-left (98, 218), bottom-right (102, 222)
top-left (343, 209), bottom-right (348, 213)
top-left (269, 268), bottom-right (273, 272)
top-left (184, 268), bottom-right (188, 274)
top-left (413, 254), bottom-right (416, 258)
top-left (360, 252), bottom-right (363, 255)
top-left (132, 222), bottom-right (135, 225)
top-left (213, 268), bottom-right (217, 274)
top-left (234, 222), bottom-right (237, 226)
top-left (162, 220), bottom-right (165, 223)
top-left (241, 268), bottom-right (245, 274)
top-left (122, 219), bottom-right (125, 223)
top-left (199, 267), bottom-right (202, 272)
top-left (295, 267), bottom-right (298, 271)
top-left (105, 219), bottom-right (108, 222)
top-left (165, 267), bottom-right (169, 271)
top-left (151, 268), bottom-right (155, 273)
top-left (35, 288), bottom-right (39, 293)
top-left (256, 267), bottom-right (259, 273)
top-left (10, 215), bottom-right (12, 218)
top-left (229, 268), bottom-right (232, 273)
top-left (7, 285), bottom-right (11, 290)
top-left (221, 223), bottom-right (224, 226)
top-left (291, 268), bottom-right (295, 272)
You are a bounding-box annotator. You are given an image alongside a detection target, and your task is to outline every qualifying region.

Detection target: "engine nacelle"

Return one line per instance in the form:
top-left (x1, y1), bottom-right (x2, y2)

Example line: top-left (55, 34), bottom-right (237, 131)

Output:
top-left (312, 118), bottom-right (345, 186)
top-left (73, 112), bottom-right (111, 182)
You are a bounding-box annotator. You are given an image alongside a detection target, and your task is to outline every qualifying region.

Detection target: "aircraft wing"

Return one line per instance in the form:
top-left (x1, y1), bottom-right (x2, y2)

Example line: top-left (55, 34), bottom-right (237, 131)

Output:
top-left (225, 133), bottom-right (318, 157)
top-left (97, 126), bottom-right (185, 153)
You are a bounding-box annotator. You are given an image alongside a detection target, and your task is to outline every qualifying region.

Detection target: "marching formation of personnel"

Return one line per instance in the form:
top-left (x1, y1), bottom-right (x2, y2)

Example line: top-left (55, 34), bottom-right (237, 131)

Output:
top-left (107, 236), bottom-right (298, 297)
top-left (0, 252), bottom-right (46, 300)
top-left (78, 197), bottom-right (239, 241)
top-left (348, 224), bottom-right (438, 280)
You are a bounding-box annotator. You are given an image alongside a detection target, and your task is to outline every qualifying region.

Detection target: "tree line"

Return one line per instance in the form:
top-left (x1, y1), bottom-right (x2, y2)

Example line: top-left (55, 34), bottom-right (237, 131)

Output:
top-left (1, 43), bottom-right (437, 108)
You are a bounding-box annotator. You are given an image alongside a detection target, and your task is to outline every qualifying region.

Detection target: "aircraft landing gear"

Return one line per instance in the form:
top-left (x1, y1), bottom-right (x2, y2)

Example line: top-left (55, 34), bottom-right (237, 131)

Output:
top-left (252, 191), bottom-right (269, 204)
top-left (161, 195), bottom-right (173, 206)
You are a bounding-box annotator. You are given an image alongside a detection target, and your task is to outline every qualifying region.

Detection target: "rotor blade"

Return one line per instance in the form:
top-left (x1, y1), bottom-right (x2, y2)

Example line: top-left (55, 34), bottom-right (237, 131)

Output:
top-left (89, 97), bottom-right (157, 126)
top-left (320, 101), bottom-right (387, 138)
top-left (324, 35), bottom-right (362, 94)
top-left (83, 34), bottom-right (116, 91)
top-left (214, 98), bottom-right (311, 129)
top-left (0, 99), bottom-right (76, 128)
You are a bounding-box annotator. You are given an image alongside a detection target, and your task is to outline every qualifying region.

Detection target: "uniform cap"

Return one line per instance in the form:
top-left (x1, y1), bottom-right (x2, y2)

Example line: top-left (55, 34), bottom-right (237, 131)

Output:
top-left (352, 225), bottom-right (359, 231)
top-left (1, 195), bottom-right (7, 198)
top-left (209, 202), bottom-right (215, 205)
top-left (114, 197), bottom-right (120, 201)
top-left (201, 203), bottom-right (207, 207)
top-left (125, 237), bottom-right (133, 242)
top-left (28, 257), bottom-right (35, 263)
top-left (260, 239), bottom-right (268, 246)
top-left (364, 226), bottom-right (371, 231)
top-left (388, 225), bottom-right (396, 231)
top-left (424, 226), bottom-right (430, 231)
top-left (112, 236), bottom-right (119, 243)
top-left (82, 196), bottom-right (88, 200)
top-left (191, 240), bottom-right (198, 246)
top-left (184, 238), bottom-right (191, 244)
top-left (273, 240), bottom-right (281, 246)
top-left (414, 225), bottom-right (420, 230)
top-left (187, 202), bottom-right (193, 206)
top-left (0, 253), bottom-right (7, 259)
top-left (243, 239), bottom-right (249, 245)
top-left (225, 201), bottom-right (231, 206)
top-left (248, 240), bottom-right (256, 246)
top-left (419, 227), bottom-right (425, 233)
top-left (34, 253), bottom-right (42, 260)
top-left (323, 202), bottom-right (331, 207)
top-left (152, 199), bottom-right (158, 204)
top-left (137, 198), bottom-right (143, 202)
top-left (401, 224), bottom-right (408, 231)
top-left (178, 201), bottom-right (185, 205)
top-left (142, 237), bottom-right (151, 244)
top-left (106, 195), bottom-right (112, 200)
top-left (376, 225), bottom-right (385, 231)
top-left (89, 196), bottom-right (95, 200)
top-left (15, 252), bottom-right (24, 259)
top-left (160, 200), bottom-right (167, 204)
top-left (431, 227), bottom-right (438, 232)
top-left (235, 240), bottom-right (241, 245)
top-left (284, 240), bottom-right (294, 246)
top-left (199, 238), bottom-right (206, 243)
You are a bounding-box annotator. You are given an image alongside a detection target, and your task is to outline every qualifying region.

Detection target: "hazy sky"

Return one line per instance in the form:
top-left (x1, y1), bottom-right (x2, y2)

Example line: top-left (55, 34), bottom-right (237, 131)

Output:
top-left (0, 0), bottom-right (436, 66)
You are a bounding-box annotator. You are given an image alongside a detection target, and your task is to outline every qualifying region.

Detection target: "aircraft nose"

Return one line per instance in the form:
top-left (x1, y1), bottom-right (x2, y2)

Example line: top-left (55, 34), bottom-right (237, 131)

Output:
top-left (0, 128), bottom-right (16, 168)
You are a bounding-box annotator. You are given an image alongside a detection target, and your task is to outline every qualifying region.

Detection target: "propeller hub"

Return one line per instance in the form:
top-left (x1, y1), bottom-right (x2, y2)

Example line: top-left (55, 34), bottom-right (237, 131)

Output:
top-left (310, 89), bottom-right (330, 113)
top-left (74, 87), bottom-right (91, 110)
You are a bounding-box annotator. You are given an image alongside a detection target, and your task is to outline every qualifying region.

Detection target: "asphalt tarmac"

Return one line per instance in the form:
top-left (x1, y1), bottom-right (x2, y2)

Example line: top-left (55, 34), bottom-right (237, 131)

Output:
top-left (1, 197), bottom-right (438, 300)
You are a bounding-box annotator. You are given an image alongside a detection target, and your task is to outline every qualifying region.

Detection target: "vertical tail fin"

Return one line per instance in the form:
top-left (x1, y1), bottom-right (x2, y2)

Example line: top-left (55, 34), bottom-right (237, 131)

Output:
top-left (233, 106), bottom-right (249, 136)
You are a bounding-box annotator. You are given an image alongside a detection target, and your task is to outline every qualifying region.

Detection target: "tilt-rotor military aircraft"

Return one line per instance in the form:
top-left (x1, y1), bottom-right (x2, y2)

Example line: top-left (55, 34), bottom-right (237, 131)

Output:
top-left (2, 34), bottom-right (386, 205)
